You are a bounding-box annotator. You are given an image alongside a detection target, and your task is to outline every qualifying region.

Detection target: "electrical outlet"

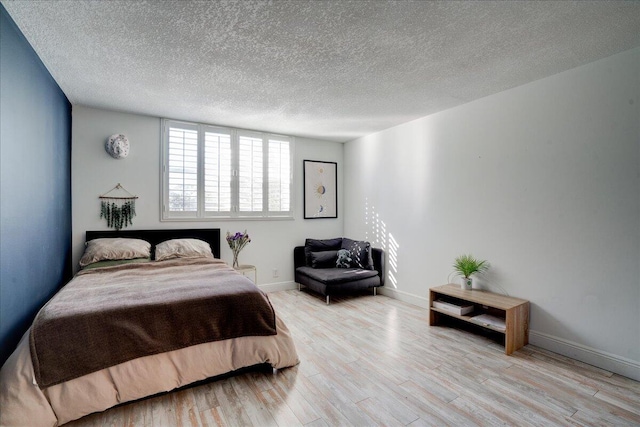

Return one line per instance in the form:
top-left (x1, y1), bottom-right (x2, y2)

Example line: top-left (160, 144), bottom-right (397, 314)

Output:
top-left (272, 269), bottom-right (279, 278)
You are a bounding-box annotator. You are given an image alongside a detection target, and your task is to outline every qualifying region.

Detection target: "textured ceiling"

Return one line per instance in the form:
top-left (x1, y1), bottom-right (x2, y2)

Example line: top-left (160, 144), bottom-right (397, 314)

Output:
top-left (3, 1), bottom-right (639, 142)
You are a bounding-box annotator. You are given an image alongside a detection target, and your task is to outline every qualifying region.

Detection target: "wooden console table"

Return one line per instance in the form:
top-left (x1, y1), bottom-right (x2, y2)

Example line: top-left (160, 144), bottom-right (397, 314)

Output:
top-left (429, 284), bottom-right (529, 355)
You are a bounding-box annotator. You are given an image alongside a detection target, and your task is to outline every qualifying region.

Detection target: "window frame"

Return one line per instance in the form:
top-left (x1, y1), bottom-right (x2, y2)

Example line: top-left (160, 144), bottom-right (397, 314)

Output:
top-left (161, 119), bottom-right (294, 221)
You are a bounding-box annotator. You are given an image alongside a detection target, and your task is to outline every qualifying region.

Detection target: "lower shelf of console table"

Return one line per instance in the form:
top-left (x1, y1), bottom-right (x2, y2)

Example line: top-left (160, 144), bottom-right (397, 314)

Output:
top-left (429, 284), bottom-right (529, 355)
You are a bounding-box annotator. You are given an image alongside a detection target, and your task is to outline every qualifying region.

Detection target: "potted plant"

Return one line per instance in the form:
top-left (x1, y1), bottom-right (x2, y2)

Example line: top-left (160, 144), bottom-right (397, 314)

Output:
top-left (453, 254), bottom-right (488, 290)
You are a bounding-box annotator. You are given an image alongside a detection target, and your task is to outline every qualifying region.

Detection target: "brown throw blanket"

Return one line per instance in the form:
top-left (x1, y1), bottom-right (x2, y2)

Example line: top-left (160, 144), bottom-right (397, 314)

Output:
top-left (30, 258), bottom-right (277, 389)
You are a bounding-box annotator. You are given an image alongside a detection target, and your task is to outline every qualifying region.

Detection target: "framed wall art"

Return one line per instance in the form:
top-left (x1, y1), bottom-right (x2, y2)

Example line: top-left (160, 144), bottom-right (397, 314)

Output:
top-left (303, 160), bottom-right (337, 219)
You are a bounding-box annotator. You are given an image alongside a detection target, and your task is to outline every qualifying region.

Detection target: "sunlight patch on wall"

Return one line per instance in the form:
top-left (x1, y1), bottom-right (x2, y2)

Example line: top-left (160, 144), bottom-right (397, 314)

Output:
top-left (365, 198), bottom-right (399, 288)
top-left (387, 233), bottom-right (399, 287)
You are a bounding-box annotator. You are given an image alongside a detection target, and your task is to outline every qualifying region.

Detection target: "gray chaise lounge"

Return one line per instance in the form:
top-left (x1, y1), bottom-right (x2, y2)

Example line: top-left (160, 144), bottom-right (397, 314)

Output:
top-left (294, 237), bottom-right (385, 304)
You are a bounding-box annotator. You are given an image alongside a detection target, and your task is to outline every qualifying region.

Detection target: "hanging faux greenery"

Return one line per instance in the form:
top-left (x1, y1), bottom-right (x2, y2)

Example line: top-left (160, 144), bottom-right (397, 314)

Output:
top-left (99, 184), bottom-right (138, 230)
top-left (100, 200), bottom-right (136, 230)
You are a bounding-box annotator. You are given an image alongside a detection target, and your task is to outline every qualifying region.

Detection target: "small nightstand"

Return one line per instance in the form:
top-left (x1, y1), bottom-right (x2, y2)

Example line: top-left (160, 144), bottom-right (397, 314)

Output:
top-left (234, 265), bottom-right (256, 283)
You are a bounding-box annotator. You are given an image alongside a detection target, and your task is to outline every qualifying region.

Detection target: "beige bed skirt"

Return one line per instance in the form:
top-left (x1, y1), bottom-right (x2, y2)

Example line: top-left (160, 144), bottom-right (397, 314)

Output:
top-left (0, 315), bottom-right (299, 426)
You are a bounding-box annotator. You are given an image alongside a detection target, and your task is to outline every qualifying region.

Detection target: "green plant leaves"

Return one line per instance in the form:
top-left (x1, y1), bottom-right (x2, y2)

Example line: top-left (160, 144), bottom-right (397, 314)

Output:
top-left (100, 200), bottom-right (136, 230)
top-left (453, 254), bottom-right (488, 278)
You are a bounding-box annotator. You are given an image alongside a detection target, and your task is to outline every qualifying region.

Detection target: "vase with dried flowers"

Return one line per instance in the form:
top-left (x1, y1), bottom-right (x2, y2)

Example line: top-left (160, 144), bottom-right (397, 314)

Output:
top-left (226, 230), bottom-right (251, 268)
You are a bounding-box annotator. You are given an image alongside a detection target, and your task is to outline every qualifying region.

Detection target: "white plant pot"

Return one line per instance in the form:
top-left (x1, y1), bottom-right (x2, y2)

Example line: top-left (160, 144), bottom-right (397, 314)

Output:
top-left (461, 276), bottom-right (473, 290)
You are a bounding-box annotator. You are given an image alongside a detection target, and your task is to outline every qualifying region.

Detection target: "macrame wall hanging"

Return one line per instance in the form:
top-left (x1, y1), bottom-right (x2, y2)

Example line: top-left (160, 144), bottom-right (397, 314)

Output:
top-left (99, 183), bottom-right (138, 230)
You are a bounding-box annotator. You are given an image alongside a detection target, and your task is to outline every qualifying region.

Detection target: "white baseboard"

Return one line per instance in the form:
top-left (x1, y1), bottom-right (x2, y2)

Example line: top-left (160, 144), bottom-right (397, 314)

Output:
top-left (529, 330), bottom-right (640, 381)
top-left (378, 287), bottom-right (640, 381)
top-left (258, 280), bottom-right (297, 293)
top-left (378, 286), bottom-right (430, 308)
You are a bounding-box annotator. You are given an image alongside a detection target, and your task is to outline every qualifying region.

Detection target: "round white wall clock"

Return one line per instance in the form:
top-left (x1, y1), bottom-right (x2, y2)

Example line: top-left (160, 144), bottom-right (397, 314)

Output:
top-left (105, 134), bottom-right (130, 159)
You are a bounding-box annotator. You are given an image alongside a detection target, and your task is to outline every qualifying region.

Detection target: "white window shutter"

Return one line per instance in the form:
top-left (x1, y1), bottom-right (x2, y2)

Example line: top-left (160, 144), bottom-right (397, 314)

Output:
top-left (268, 138), bottom-right (291, 212)
top-left (238, 135), bottom-right (263, 212)
top-left (167, 126), bottom-right (198, 211)
top-left (204, 130), bottom-right (232, 212)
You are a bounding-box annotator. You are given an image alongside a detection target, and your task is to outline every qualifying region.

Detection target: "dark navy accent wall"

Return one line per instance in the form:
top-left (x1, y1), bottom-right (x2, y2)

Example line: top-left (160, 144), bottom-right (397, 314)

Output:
top-left (0, 5), bottom-right (72, 365)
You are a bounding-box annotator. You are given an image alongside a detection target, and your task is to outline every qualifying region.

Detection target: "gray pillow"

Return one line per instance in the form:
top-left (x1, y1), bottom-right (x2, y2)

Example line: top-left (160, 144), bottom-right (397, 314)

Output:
top-left (79, 238), bottom-right (151, 267)
top-left (304, 238), bottom-right (342, 266)
top-left (309, 250), bottom-right (339, 268)
top-left (341, 238), bottom-right (373, 270)
top-left (155, 238), bottom-right (213, 261)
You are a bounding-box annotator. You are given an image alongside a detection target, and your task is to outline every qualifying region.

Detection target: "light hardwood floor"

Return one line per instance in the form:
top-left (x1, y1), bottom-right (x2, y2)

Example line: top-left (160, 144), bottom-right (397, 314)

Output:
top-left (68, 290), bottom-right (640, 426)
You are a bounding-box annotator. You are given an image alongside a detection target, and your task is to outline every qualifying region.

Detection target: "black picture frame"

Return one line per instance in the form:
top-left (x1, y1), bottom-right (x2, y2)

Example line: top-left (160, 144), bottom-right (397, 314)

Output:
top-left (303, 160), bottom-right (337, 219)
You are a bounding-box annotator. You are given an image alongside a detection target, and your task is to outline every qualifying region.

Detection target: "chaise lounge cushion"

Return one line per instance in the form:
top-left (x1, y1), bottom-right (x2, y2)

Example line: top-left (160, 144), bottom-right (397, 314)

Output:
top-left (296, 266), bottom-right (379, 285)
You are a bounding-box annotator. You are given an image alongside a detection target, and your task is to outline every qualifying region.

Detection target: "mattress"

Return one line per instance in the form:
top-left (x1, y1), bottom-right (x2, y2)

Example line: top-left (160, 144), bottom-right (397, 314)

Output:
top-left (0, 256), bottom-right (299, 426)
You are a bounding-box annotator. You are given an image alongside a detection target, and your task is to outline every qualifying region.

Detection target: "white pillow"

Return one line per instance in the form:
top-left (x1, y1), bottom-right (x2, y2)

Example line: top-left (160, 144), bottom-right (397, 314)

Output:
top-left (155, 238), bottom-right (213, 261)
top-left (79, 238), bottom-right (151, 267)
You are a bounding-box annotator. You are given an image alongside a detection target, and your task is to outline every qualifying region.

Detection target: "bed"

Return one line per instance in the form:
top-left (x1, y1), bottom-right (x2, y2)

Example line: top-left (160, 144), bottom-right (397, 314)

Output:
top-left (0, 229), bottom-right (299, 427)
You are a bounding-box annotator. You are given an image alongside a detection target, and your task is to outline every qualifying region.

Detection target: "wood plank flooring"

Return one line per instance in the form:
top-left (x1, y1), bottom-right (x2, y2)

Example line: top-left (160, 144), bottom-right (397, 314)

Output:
top-left (67, 290), bottom-right (640, 426)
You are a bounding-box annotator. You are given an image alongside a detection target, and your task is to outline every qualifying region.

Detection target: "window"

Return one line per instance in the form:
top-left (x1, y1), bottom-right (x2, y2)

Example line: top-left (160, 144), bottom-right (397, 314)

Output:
top-left (162, 119), bottom-right (293, 219)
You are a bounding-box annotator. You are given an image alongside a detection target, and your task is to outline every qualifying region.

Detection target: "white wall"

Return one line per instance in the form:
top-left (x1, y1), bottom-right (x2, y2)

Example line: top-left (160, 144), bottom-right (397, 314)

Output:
top-left (344, 48), bottom-right (640, 380)
top-left (72, 106), bottom-right (343, 289)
